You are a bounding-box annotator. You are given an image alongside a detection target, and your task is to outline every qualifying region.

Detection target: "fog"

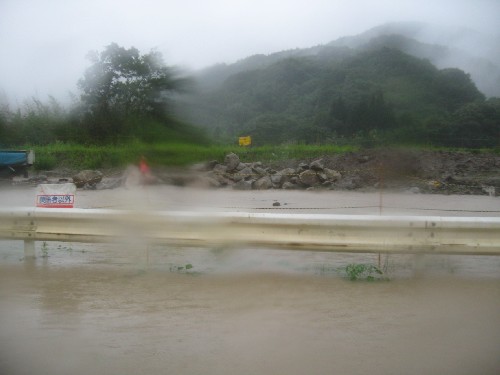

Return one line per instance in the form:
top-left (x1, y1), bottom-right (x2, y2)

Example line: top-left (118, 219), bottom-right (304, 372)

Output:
top-left (1, 0), bottom-right (499, 106)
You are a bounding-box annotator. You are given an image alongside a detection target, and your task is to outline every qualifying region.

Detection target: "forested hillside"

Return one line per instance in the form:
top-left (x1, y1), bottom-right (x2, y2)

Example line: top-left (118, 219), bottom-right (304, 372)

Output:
top-left (2, 23), bottom-right (498, 150)
top-left (330, 22), bottom-right (500, 98)
top-left (178, 36), bottom-right (498, 148)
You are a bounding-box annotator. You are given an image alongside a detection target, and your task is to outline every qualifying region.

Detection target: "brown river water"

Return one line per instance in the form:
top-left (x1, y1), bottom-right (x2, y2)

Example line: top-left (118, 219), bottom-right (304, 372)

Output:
top-left (1, 186), bottom-right (499, 374)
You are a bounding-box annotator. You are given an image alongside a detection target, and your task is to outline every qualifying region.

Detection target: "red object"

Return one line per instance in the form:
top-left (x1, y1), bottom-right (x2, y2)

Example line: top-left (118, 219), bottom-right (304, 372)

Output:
top-left (139, 157), bottom-right (150, 175)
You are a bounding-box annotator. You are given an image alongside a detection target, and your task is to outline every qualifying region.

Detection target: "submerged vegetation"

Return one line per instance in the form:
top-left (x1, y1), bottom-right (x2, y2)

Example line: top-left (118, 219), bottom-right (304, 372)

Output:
top-left (342, 263), bottom-right (386, 281)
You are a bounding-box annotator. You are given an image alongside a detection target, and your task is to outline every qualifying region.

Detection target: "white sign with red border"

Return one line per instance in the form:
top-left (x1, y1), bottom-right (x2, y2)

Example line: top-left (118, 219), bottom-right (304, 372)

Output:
top-left (36, 183), bottom-right (76, 208)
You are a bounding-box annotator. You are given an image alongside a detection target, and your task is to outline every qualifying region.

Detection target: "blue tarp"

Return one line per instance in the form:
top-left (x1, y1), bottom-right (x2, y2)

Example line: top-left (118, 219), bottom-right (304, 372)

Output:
top-left (0, 151), bottom-right (27, 167)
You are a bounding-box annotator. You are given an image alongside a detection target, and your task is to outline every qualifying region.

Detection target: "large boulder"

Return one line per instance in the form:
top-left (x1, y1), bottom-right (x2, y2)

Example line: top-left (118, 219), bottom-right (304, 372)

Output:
top-left (212, 164), bottom-right (228, 175)
top-left (297, 163), bottom-right (309, 172)
top-left (299, 170), bottom-right (320, 187)
top-left (224, 153), bottom-right (240, 172)
top-left (270, 173), bottom-right (283, 185)
top-left (72, 170), bottom-right (103, 188)
top-left (278, 168), bottom-right (297, 183)
top-left (252, 166), bottom-right (267, 177)
top-left (253, 176), bottom-right (273, 190)
top-left (232, 166), bottom-right (253, 182)
top-left (310, 159), bottom-right (325, 171)
top-left (323, 168), bottom-right (342, 182)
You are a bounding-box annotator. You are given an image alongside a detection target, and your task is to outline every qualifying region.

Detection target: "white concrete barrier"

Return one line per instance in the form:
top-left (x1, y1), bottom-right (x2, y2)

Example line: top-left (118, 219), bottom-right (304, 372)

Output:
top-left (1, 207), bottom-right (500, 256)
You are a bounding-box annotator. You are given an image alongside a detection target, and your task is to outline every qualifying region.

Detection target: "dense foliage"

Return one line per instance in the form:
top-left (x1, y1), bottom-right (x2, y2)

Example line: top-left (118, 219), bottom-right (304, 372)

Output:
top-left (77, 43), bottom-right (184, 142)
top-left (0, 44), bottom-right (206, 147)
top-left (1, 35), bottom-right (499, 150)
top-left (180, 44), bottom-right (496, 147)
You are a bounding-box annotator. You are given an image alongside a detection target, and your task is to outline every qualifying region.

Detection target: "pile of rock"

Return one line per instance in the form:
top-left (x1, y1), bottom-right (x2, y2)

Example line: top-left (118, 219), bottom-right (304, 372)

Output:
top-left (25, 149), bottom-right (498, 196)
top-left (72, 170), bottom-right (103, 188)
top-left (72, 170), bottom-right (123, 190)
top-left (198, 153), bottom-right (343, 190)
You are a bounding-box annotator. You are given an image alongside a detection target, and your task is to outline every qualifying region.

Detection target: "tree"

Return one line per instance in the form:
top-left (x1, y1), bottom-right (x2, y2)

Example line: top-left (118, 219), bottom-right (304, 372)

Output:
top-left (328, 93), bottom-right (396, 136)
top-left (434, 68), bottom-right (485, 112)
top-left (242, 114), bottom-right (300, 145)
top-left (78, 43), bottom-right (182, 141)
top-left (446, 99), bottom-right (500, 148)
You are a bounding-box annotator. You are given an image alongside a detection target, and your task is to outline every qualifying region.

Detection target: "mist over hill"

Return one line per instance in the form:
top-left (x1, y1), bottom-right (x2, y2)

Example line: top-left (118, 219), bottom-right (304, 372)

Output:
top-left (329, 22), bottom-right (500, 98)
top-left (193, 22), bottom-right (500, 97)
top-left (175, 22), bottom-right (499, 148)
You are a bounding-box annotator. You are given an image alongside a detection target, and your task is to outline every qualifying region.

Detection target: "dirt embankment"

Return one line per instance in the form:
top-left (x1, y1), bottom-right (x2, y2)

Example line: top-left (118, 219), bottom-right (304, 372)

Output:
top-left (14, 150), bottom-right (500, 196)
top-left (287, 149), bottom-right (500, 195)
top-left (175, 149), bottom-right (498, 196)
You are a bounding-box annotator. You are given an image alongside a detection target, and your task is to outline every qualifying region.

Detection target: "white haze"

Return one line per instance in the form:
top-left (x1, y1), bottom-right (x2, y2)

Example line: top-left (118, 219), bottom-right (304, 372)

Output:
top-left (0, 0), bottom-right (499, 106)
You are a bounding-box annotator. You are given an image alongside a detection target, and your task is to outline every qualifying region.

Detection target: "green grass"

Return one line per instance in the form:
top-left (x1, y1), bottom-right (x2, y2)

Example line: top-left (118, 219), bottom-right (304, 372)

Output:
top-left (29, 140), bottom-right (497, 171)
top-left (30, 142), bottom-right (358, 170)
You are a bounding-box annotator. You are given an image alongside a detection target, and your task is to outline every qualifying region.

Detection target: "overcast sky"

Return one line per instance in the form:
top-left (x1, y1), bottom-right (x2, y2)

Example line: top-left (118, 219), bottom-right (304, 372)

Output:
top-left (1, 0), bottom-right (499, 106)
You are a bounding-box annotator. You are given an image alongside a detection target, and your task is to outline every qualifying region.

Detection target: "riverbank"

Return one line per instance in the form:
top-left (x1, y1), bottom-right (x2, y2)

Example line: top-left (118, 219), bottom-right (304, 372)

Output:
top-left (11, 149), bottom-right (499, 196)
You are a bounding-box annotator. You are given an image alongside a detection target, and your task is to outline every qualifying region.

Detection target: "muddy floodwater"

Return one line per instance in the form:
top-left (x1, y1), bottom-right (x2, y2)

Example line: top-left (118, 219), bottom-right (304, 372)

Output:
top-left (1, 186), bottom-right (500, 374)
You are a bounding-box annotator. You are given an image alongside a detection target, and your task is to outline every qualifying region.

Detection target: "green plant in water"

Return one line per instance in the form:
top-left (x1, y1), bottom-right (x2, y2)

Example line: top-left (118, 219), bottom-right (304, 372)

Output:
top-left (169, 263), bottom-right (194, 273)
top-left (344, 263), bottom-right (385, 281)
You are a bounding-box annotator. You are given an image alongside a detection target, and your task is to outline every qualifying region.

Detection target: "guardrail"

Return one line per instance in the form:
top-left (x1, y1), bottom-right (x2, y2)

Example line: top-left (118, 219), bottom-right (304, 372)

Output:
top-left (1, 207), bottom-right (500, 257)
